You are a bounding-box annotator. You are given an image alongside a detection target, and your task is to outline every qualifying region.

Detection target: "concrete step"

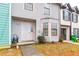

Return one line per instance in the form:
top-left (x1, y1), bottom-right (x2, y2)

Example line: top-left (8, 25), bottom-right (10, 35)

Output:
top-left (17, 41), bottom-right (35, 45)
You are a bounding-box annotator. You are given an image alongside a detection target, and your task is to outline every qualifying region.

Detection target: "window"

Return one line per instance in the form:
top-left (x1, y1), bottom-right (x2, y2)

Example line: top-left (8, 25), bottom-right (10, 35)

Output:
top-left (73, 28), bottom-right (77, 35)
top-left (51, 23), bottom-right (57, 36)
top-left (73, 28), bottom-right (79, 38)
top-left (24, 3), bottom-right (33, 11)
top-left (77, 29), bottom-right (79, 38)
top-left (44, 7), bottom-right (50, 15)
top-left (72, 13), bottom-right (78, 23)
top-left (63, 10), bottom-right (71, 21)
top-left (43, 22), bottom-right (48, 36)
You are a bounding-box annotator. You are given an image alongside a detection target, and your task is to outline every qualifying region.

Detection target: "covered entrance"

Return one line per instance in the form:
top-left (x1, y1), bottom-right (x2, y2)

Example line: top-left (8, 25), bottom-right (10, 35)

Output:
top-left (61, 26), bottom-right (70, 41)
top-left (61, 28), bottom-right (66, 40)
top-left (12, 17), bottom-right (36, 43)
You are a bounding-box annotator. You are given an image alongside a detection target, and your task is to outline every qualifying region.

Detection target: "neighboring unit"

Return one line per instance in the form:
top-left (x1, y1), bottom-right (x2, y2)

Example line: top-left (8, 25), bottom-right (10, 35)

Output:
top-left (0, 3), bottom-right (11, 49)
top-left (60, 3), bottom-right (79, 41)
top-left (71, 6), bottom-right (79, 38)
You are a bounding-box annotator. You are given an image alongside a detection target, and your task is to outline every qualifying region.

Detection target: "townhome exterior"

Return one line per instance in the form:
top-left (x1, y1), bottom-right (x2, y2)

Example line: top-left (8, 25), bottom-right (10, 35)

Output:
top-left (71, 6), bottom-right (79, 38)
top-left (11, 3), bottom-right (61, 43)
top-left (60, 3), bottom-right (79, 41)
top-left (0, 3), bottom-right (79, 49)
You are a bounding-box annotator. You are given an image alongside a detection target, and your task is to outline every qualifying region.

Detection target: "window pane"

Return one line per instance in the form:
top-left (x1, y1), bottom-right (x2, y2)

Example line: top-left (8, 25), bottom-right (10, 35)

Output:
top-left (43, 22), bottom-right (48, 36)
top-left (51, 23), bottom-right (57, 28)
top-left (43, 22), bottom-right (48, 28)
top-left (51, 23), bottom-right (57, 36)
top-left (63, 10), bottom-right (71, 21)
top-left (77, 29), bottom-right (79, 38)
top-left (51, 29), bottom-right (57, 36)
top-left (69, 12), bottom-right (71, 21)
top-left (64, 10), bottom-right (69, 20)
top-left (44, 7), bottom-right (50, 15)
top-left (73, 28), bottom-right (79, 38)
top-left (24, 3), bottom-right (33, 11)
top-left (43, 29), bottom-right (48, 36)
top-left (73, 28), bottom-right (77, 35)
top-left (72, 13), bottom-right (78, 23)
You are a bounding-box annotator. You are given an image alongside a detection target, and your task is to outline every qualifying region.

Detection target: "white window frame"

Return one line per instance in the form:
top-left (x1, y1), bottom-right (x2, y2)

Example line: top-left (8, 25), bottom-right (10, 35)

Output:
top-left (63, 9), bottom-right (71, 21)
top-left (24, 3), bottom-right (33, 11)
top-left (72, 13), bottom-right (78, 23)
top-left (73, 28), bottom-right (79, 38)
top-left (44, 7), bottom-right (50, 15)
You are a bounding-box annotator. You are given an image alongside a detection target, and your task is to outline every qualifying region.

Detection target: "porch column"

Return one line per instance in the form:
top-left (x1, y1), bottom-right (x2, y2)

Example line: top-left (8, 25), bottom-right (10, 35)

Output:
top-left (48, 20), bottom-right (51, 42)
top-left (66, 27), bottom-right (70, 41)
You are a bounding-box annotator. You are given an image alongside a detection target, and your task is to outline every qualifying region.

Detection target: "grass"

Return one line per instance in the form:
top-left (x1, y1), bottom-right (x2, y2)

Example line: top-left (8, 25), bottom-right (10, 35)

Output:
top-left (0, 47), bottom-right (22, 56)
top-left (33, 42), bottom-right (79, 56)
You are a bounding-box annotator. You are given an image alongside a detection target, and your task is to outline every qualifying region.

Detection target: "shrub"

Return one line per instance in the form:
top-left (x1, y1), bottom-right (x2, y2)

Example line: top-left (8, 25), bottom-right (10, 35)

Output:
top-left (70, 35), bottom-right (77, 42)
top-left (59, 38), bottom-right (63, 42)
top-left (37, 35), bottom-right (46, 43)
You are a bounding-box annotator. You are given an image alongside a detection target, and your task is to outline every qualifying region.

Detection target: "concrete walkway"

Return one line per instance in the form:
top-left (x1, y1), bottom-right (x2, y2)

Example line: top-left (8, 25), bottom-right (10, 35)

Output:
top-left (20, 45), bottom-right (44, 56)
top-left (20, 41), bottom-right (79, 56)
top-left (64, 40), bottom-right (79, 45)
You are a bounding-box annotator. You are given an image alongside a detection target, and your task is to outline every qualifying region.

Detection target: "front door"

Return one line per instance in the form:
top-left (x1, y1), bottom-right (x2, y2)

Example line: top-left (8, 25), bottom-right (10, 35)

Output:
top-left (22, 22), bottom-right (33, 41)
top-left (61, 28), bottom-right (66, 40)
top-left (12, 20), bottom-right (35, 42)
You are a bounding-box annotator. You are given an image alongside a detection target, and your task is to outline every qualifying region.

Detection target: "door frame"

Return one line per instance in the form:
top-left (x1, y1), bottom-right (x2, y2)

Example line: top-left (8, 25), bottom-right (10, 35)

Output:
top-left (61, 28), bottom-right (67, 40)
top-left (61, 26), bottom-right (70, 41)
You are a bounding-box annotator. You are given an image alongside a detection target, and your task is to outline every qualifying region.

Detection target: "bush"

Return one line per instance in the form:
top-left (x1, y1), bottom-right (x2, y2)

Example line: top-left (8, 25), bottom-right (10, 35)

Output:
top-left (37, 35), bottom-right (46, 43)
top-left (70, 35), bottom-right (77, 42)
top-left (59, 38), bottom-right (63, 42)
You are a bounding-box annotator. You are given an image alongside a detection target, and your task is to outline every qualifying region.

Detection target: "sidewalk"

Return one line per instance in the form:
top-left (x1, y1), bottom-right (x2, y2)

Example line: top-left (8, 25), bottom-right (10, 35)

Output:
top-left (20, 45), bottom-right (44, 56)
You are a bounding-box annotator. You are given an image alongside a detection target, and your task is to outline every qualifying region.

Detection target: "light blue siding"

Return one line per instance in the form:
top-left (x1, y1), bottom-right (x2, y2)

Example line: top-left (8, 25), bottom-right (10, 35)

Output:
top-left (0, 3), bottom-right (11, 47)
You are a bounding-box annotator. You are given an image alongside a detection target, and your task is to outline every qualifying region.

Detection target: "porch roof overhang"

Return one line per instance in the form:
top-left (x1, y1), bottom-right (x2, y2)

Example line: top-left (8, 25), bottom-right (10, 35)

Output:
top-left (12, 16), bottom-right (36, 22)
top-left (61, 25), bottom-right (71, 27)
